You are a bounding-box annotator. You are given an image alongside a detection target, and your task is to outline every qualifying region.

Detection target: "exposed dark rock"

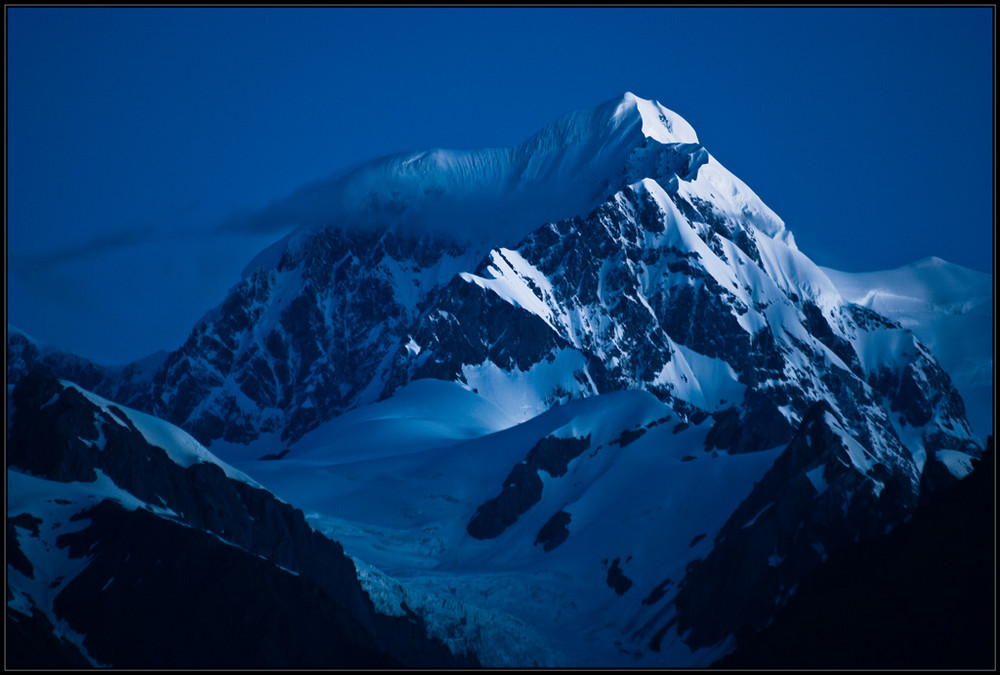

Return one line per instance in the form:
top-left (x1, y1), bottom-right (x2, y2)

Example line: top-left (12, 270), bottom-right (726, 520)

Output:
top-left (641, 578), bottom-right (673, 606)
top-left (917, 446), bottom-right (965, 505)
top-left (606, 558), bottom-right (633, 595)
top-left (466, 462), bottom-right (543, 540)
top-left (534, 511), bottom-right (572, 552)
top-left (7, 514), bottom-right (42, 578)
top-left (6, 371), bottom-right (478, 669)
top-left (672, 401), bottom-right (920, 649)
top-left (703, 408), bottom-right (740, 451)
top-left (801, 302), bottom-right (862, 375)
top-left (528, 435), bottom-right (592, 478)
top-left (705, 390), bottom-right (795, 456)
top-left (648, 617), bottom-right (677, 653)
top-left (7, 371), bottom-right (103, 482)
top-left (849, 303), bottom-right (900, 330)
top-left (613, 426), bottom-right (647, 448)
top-left (93, 225), bottom-right (474, 447)
top-left (5, 331), bottom-right (149, 408)
top-left (6, 600), bottom-right (92, 668)
top-left (53, 500), bottom-right (399, 669)
top-left (467, 435), bottom-right (591, 540)
top-left (714, 438), bottom-right (994, 669)
top-left (728, 393), bottom-right (795, 454)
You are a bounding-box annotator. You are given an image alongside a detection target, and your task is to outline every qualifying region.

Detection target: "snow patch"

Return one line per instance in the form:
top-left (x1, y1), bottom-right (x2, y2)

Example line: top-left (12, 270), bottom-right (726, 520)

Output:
top-left (935, 449), bottom-right (976, 480)
top-left (742, 502), bottom-right (773, 529)
top-left (805, 465), bottom-right (828, 496)
top-left (461, 349), bottom-right (594, 424)
top-left (460, 248), bottom-right (561, 332)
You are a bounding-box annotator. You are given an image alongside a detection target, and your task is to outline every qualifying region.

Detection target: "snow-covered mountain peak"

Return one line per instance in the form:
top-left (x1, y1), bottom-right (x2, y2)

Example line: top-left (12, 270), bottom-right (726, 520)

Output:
top-left (618, 91), bottom-right (700, 145)
top-left (7, 90), bottom-right (990, 669)
top-left (229, 94), bottom-right (787, 265)
top-left (545, 91), bottom-right (699, 147)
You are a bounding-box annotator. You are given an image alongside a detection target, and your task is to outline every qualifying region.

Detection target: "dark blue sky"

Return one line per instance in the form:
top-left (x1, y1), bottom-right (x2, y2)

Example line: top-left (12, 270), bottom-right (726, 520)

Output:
top-left (6, 7), bottom-right (993, 364)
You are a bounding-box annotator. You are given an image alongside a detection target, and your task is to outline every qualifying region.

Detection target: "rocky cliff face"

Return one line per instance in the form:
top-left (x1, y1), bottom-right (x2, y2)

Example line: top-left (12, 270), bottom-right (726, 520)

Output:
top-left (713, 437), bottom-right (994, 669)
top-left (129, 226), bottom-right (476, 445)
top-left (6, 97), bottom-right (980, 478)
top-left (377, 171), bottom-right (981, 657)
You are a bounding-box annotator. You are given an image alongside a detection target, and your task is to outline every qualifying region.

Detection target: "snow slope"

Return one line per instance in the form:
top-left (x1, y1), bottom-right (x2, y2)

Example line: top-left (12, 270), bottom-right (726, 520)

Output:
top-left (234, 92), bottom-right (784, 257)
top-left (228, 389), bottom-right (783, 667)
top-left (56, 380), bottom-right (263, 488)
top-left (823, 258), bottom-right (993, 440)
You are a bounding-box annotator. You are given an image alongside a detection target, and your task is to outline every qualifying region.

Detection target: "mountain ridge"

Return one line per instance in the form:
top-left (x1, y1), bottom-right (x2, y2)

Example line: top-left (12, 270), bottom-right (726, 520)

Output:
top-left (6, 93), bottom-right (991, 668)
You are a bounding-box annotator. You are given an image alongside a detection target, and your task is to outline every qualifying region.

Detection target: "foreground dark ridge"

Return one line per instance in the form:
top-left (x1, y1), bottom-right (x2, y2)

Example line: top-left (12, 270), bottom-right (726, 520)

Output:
top-left (713, 435), bottom-right (995, 669)
top-left (6, 371), bottom-right (479, 669)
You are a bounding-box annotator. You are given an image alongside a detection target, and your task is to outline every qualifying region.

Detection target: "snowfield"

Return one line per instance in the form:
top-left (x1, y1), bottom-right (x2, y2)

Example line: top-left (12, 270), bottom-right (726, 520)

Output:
top-left (229, 389), bottom-right (783, 667)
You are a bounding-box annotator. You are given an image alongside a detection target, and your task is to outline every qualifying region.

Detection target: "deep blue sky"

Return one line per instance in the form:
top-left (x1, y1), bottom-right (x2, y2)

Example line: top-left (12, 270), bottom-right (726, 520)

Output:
top-left (6, 7), bottom-right (993, 364)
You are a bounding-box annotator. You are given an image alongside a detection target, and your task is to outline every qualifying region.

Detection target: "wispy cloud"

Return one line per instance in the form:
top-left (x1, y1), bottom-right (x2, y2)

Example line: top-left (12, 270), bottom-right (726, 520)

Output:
top-left (216, 178), bottom-right (344, 237)
top-left (12, 225), bottom-right (162, 269)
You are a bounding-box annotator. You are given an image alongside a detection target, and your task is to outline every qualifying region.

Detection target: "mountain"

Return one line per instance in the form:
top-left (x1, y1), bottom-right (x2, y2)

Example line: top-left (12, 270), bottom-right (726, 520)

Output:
top-left (6, 371), bottom-right (476, 668)
top-left (9, 93), bottom-right (786, 448)
top-left (6, 93), bottom-right (991, 667)
top-left (6, 325), bottom-right (166, 419)
top-left (713, 437), bottom-right (994, 669)
top-left (822, 257), bottom-right (993, 442)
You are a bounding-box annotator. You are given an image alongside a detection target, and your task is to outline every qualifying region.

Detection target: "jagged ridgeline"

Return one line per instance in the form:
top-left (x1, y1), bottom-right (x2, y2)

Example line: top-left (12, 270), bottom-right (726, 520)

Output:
top-left (7, 93), bottom-right (988, 667)
top-left (6, 372), bottom-right (477, 668)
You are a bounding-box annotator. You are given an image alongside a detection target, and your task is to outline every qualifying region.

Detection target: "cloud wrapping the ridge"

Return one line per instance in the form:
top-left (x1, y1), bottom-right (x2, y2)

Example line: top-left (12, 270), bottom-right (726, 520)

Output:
top-left (14, 225), bottom-right (162, 269)
top-left (218, 177), bottom-right (345, 237)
